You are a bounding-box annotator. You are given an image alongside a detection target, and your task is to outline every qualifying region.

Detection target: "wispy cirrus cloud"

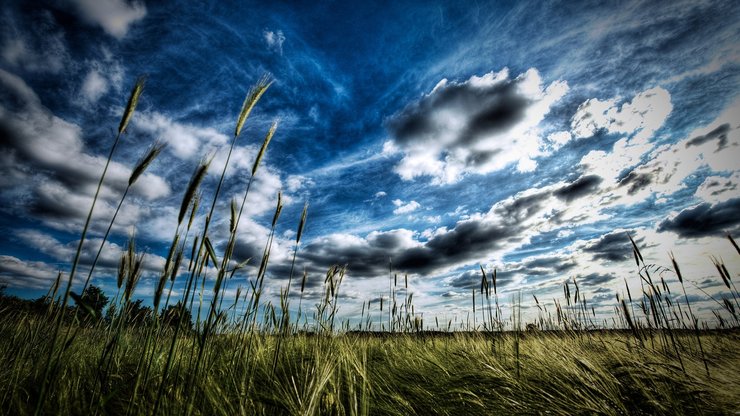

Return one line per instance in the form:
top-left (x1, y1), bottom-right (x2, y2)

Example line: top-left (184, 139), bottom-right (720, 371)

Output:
top-left (263, 29), bottom-right (286, 55)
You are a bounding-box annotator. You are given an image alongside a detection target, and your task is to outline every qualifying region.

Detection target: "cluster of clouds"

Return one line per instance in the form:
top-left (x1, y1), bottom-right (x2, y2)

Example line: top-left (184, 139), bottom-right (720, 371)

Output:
top-left (0, 0), bottom-right (738, 325)
top-left (385, 68), bottom-right (568, 184)
top-left (0, 69), bottom-right (171, 232)
top-left (282, 79), bottom-right (738, 319)
top-left (0, 5), bottom-right (291, 293)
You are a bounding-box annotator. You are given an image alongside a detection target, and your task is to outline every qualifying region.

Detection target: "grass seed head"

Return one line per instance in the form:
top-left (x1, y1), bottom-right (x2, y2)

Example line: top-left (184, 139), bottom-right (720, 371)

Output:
top-left (669, 252), bottom-right (683, 284)
top-left (179, 158), bottom-right (210, 225)
top-left (271, 190), bottom-right (283, 228)
top-left (170, 245), bottom-right (184, 282)
top-left (119, 75), bottom-right (146, 135)
top-left (204, 236), bottom-right (219, 268)
top-left (300, 268), bottom-right (307, 293)
top-left (129, 141), bottom-right (165, 186)
top-left (296, 201), bottom-right (308, 243)
top-left (727, 233), bottom-right (740, 255)
top-left (116, 252), bottom-right (127, 289)
top-left (235, 75), bottom-right (272, 138)
top-left (252, 119), bottom-right (278, 176)
top-left (230, 198), bottom-right (237, 233)
top-left (125, 252), bottom-right (145, 302)
top-left (492, 268), bottom-right (497, 295)
top-left (188, 192), bottom-right (201, 231)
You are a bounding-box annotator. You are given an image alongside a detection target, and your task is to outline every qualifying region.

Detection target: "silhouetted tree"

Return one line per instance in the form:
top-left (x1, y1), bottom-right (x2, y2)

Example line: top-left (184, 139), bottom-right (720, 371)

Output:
top-left (161, 301), bottom-right (193, 331)
top-left (126, 299), bottom-right (153, 326)
top-left (80, 285), bottom-right (108, 322)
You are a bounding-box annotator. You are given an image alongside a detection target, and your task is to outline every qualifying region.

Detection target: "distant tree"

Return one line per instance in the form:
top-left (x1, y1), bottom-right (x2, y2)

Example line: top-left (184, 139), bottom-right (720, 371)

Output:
top-left (0, 286), bottom-right (53, 317)
top-left (161, 301), bottom-right (193, 331)
top-left (80, 285), bottom-right (109, 321)
top-left (126, 299), bottom-right (153, 326)
top-left (104, 302), bottom-right (118, 323)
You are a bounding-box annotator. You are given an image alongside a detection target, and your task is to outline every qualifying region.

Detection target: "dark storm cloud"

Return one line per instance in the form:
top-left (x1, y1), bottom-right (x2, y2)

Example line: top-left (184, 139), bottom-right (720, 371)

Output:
top-left (0, 71), bottom-right (93, 191)
top-left (698, 177), bottom-right (737, 199)
top-left (657, 199), bottom-right (740, 238)
top-left (446, 253), bottom-right (578, 292)
top-left (554, 175), bottom-right (603, 202)
top-left (29, 191), bottom-right (90, 220)
top-left (583, 231), bottom-right (642, 262)
top-left (231, 240), bottom-right (264, 267)
top-left (17, 230), bottom-right (164, 273)
top-left (383, 68), bottom-right (567, 183)
top-left (446, 270), bottom-right (481, 290)
top-left (301, 246), bottom-right (385, 276)
top-left (388, 78), bottom-right (529, 147)
top-left (685, 123), bottom-right (730, 151)
top-left (395, 222), bottom-right (516, 273)
top-left (394, 191), bottom-right (555, 274)
top-left (522, 256), bottom-right (577, 273)
top-left (491, 191), bottom-right (552, 224)
top-left (592, 287), bottom-right (611, 295)
top-left (447, 269), bottom-right (517, 291)
top-left (0, 70), bottom-right (169, 234)
top-left (618, 171), bottom-right (653, 195)
top-left (577, 272), bottom-right (617, 287)
top-left (293, 189), bottom-right (553, 278)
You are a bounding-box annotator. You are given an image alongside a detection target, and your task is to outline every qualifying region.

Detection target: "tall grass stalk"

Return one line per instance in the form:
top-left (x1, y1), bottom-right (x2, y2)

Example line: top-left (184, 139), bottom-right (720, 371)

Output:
top-left (81, 142), bottom-right (164, 295)
top-left (183, 121), bottom-right (279, 415)
top-left (153, 77), bottom-right (271, 416)
top-left (35, 76), bottom-right (145, 416)
top-left (272, 201), bottom-right (308, 374)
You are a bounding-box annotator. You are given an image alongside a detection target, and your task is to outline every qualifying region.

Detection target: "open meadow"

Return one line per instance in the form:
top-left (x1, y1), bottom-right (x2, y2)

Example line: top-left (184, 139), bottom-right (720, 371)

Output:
top-left (1, 304), bottom-right (739, 415)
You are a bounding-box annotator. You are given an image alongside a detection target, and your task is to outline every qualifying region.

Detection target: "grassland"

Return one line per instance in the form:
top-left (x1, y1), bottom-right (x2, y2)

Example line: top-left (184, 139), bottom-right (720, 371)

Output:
top-left (0, 308), bottom-right (738, 415)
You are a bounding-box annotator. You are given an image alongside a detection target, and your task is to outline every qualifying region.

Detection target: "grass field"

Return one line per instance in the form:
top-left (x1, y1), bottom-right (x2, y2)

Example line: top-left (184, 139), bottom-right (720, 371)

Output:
top-left (1, 308), bottom-right (738, 415)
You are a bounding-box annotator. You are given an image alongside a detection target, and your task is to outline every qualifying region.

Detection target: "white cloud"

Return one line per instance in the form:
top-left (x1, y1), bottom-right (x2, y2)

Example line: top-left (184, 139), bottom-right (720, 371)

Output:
top-left (557, 229), bottom-right (574, 238)
top-left (545, 130), bottom-right (572, 150)
top-left (381, 140), bottom-right (398, 155)
top-left (516, 157), bottom-right (537, 173)
top-left (694, 173), bottom-right (739, 204)
top-left (374, 191), bottom-right (387, 198)
top-left (0, 255), bottom-right (64, 290)
top-left (392, 199), bottom-right (420, 215)
top-left (81, 69), bottom-right (108, 103)
top-left (78, 51), bottom-right (125, 104)
top-left (70, 0), bottom-right (147, 39)
top-left (263, 29), bottom-right (286, 55)
top-left (0, 69), bottom-right (170, 236)
top-left (286, 175), bottom-right (313, 192)
top-left (571, 87), bottom-right (672, 142)
top-left (576, 87), bottom-right (673, 186)
top-left (579, 136), bottom-right (653, 184)
top-left (133, 111), bottom-right (229, 159)
top-left (604, 99), bottom-right (739, 205)
top-left (388, 68), bottom-right (569, 184)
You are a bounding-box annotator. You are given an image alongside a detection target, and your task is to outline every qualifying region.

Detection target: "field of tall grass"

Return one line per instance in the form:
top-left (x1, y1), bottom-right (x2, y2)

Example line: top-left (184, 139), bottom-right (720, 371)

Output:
top-left (1, 77), bottom-right (739, 415)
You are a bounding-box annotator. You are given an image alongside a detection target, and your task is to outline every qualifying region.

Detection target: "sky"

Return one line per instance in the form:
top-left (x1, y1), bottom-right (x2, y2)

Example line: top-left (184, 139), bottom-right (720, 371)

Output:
top-left (0, 0), bottom-right (738, 329)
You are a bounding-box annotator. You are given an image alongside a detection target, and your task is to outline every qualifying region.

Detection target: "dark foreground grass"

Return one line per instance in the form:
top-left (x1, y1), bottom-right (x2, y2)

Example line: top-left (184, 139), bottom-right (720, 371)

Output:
top-left (1, 312), bottom-right (738, 415)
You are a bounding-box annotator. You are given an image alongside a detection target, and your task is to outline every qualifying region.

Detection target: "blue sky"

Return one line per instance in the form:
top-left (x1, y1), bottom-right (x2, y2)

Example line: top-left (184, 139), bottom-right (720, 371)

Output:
top-left (0, 0), bottom-right (738, 327)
